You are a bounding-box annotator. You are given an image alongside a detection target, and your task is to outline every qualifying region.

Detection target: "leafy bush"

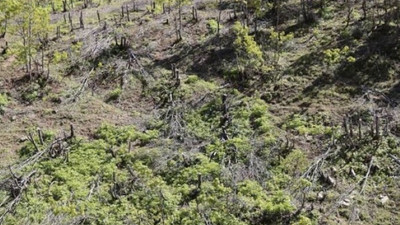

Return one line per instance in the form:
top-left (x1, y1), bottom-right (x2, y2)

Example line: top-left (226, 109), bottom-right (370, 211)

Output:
top-left (238, 180), bottom-right (295, 223)
top-left (206, 19), bottom-right (219, 34)
top-left (71, 41), bottom-right (83, 54)
top-left (279, 149), bottom-right (309, 177)
top-left (21, 83), bottom-right (44, 103)
top-left (181, 76), bottom-right (217, 99)
top-left (267, 27), bottom-right (294, 58)
top-left (0, 116), bottom-right (320, 225)
top-left (185, 75), bottom-right (199, 84)
top-left (232, 21), bottom-right (263, 71)
top-left (53, 50), bottom-right (68, 63)
top-left (107, 88), bottom-right (122, 101)
top-left (0, 93), bottom-right (9, 114)
top-left (323, 46), bottom-right (353, 65)
top-left (95, 123), bottom-right (158, 146)
top-left (284, 114), bottom-right (334, 136)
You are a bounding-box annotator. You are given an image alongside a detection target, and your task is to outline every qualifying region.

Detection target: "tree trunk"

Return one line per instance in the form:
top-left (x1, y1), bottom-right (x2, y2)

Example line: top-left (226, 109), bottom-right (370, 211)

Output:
top-left (28, 18), bottom-right (32, 78)
top-left (97, 10), bottom-right (101, 24)
top-left (68, 13), bottom-right (73, 31)
top-left (126, 6), bottom-right (130, 21)
top-left (80, 11), bottom-right (84, 29)
top-left (275, 0), bottom-right (280, 29)
top-left (62, 0), bottom-right (67, 12)
top-left (358, 118), bottom-right (362, 140)
top-left (217, 10), bottom-right (221, 36)
top-left (362, 0), bottom-right (367, 20)
top-left (345, 2), bottom-right (353, 28)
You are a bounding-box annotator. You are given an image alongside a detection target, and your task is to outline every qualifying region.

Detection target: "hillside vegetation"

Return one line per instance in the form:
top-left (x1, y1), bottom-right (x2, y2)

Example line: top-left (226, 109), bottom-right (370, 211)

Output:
top-left (0, 0), bottom-right (400, 224)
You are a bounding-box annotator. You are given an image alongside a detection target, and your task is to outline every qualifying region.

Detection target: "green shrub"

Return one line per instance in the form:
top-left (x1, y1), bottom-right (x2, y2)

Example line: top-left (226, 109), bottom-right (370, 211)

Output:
top-left (95, 123), bottom-right (158, 146)
top-left (107, 88), bottom-right (122, 101)
top-left (284, 114), bottom-right (334, 135)
top-left (268, 27), bottom-right (294, 54)
top-left (292, 215), bottom-right (313, 225)
top-left (238, 180), bottom-right (295, 222)
top-left (232, 21), bottom-right (263, 71)
top-left (279, 149), bottom-right (309, 177)
top-left (185, 75), bottom-right (199, 84)
top-left (0, 93), bottom-right (8, 114)
top-left (53, 51), bottom-right (68, 63)
top-left (22, 87), bottom-right (39, 103)
top-left (71, 41), bottom-right (83, 53)
top-left (323, 45), bottom-right (355, 66)
top-left (206, 19), bottom-right (220, 34)
top-left (320, 5), bottom-right (335, 20)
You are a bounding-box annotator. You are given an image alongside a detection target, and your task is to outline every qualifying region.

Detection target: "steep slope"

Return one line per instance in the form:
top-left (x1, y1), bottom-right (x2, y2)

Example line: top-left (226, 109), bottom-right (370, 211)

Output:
top-left (0, 0), bottom-right (400, 224)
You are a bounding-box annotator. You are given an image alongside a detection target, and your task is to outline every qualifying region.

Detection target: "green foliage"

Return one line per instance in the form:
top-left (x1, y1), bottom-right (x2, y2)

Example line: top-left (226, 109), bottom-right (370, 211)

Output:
top-left (95, 123), bottom-right (158, 146)
top-left (283, 114), bottom-right (335, 136)
top-left (153, 0), bottom-right (176, 14)
top-left (2, 2), bottom-right (399, 224)
top-left (185, 75), bottom-right (199, 84)
top-left (247, 0), bottom-right (263, 16)
top-left (346, 56), bottom-right (356, 63)
top-left (238, 180), bottom-right (295, 223)
top-left (268, 27), bottom-right (294, 52)
top-left (206, 19), bottom-right (219, 34)
top-left (232, 21), bottom-right (263, 71)
top-left (0, 0), bottom-right (23, 33)
top-left (22, 91), bottom-right (39, 103)
top-left (181, 75), bottom-right (217, 99)
top-left (71, 41), bottom-right (83, 54)
top-left (185, 93), bottom-right (275, 147)
top-left (8, 1), bottom-right (51, 68)
top-left (279, 149), bottom-right (309, 177)
top-left (292, 215), bottom-right (313, 225)
top-left (53, 51), bottom-right (68, 63)
top-left (2, 123), bottom-right (309, 224)
top-left (323, 46), bottom-right (354, 65)
top-left (0, 93), bottom-right (8, 114)
top-left (320, 5), bottom-right (335, 20)
top-left (107, 88), bottom-right (122, 101)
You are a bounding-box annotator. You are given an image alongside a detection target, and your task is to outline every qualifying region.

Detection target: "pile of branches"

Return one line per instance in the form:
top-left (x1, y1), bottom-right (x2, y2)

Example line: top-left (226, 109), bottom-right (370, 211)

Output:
top-left (154, 64), bottom-right (186, 139)
top-left (0, 125), bottom-right (76, 224)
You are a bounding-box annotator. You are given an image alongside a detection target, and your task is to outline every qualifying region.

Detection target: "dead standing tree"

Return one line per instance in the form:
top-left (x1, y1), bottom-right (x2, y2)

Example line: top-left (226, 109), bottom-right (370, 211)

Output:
top-left (68, 12), bottom-right (73, 31)
top-left (126, 5), bottom-right (131, 22)
top-left (174, 15), bottom-right (182, 41)
top-left (56, 26), bottom-right (61, 39)
top-left (79, 11), bottom-right (84, 29)
top-left (341, 109), bottom-right (394, 143)
top-left (97, 10), bottom-right (101, 24)
top-left (155, 64), bottom-right (186, 139)
top-left (192, 6), bottom-right (198, 22)
top-left (62, 0), bottom-right (68, 12)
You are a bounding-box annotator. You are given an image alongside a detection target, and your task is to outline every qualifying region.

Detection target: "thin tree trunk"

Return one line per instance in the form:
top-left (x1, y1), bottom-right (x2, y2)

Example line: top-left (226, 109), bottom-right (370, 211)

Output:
top-left (28, 17), bottom-right (32, 78)
top-left (69, 13), bottom-right (73, 31)
top-left (80, 11), bottom-right (84, 29)
top-left (97, 10), bottom-right (101, 24)
top-left (126, 6), bottom-right (130, 21)
top-left (362, 0), bottom-right (367, 20)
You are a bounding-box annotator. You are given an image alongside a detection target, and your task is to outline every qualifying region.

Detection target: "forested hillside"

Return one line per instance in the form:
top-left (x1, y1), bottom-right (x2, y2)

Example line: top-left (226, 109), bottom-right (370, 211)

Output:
top-left (0, 0), bottom-right (400, 224)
